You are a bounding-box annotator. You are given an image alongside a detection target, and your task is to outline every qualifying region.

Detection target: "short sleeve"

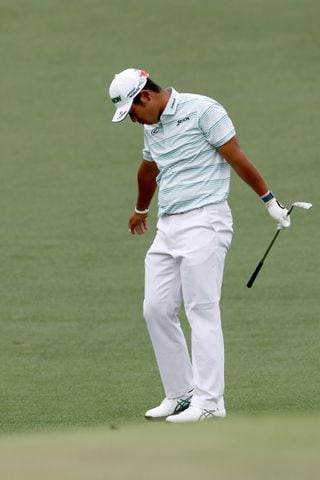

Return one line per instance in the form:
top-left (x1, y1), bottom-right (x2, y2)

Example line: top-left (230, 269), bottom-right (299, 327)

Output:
top-left (142, 129), bottom-right (154, 162)
top-left (199, 101), bottom-right (236, 148)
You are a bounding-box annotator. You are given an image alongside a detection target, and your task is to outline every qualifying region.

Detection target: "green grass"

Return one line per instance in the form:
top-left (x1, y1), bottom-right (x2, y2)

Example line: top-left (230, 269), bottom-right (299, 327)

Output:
top-left (0, 416), bottom-right (320, 480)
top-left (0, 0), bottom-right (319, 438)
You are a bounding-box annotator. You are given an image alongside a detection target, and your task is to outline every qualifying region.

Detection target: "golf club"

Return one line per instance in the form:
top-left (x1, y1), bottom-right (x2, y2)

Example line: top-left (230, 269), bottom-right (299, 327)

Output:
top-left (246, 202), bottom-right (312, 288)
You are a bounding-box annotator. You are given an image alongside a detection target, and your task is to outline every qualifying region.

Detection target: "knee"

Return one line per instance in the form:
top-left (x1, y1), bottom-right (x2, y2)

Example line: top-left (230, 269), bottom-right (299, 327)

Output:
top-left (143, 299), bottom-right (163, 324)
top-left (184, 301), bottom-right (221, 327)
top-left (143, 299), bottom-right (179, 326)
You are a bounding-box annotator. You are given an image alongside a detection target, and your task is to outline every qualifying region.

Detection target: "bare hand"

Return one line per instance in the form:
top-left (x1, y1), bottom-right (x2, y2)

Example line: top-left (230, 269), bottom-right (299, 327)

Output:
top-left (128, 213), bottom-right (148, 235)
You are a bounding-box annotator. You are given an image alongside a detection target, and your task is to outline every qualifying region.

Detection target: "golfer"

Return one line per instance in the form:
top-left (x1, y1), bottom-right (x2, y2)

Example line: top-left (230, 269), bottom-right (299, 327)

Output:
top-left (108, 68), bottom-right (290, 423)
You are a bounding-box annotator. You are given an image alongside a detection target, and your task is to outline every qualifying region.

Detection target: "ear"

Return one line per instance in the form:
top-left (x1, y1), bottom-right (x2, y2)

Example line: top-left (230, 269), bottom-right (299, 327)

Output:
top-left (139, 90), bottom-right (152, 103)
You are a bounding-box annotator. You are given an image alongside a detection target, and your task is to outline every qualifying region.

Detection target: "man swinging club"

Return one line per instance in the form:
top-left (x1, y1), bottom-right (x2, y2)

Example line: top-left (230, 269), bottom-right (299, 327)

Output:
top-left (108, 68), bottom-right (290, 423)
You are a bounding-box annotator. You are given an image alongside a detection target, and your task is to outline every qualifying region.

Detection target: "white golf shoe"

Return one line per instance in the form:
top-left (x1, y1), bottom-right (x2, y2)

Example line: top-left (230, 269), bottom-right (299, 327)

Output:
top-left (166, 405), bottom-right (226, 423)
top-left (145, 393), bottom-right (193, 420)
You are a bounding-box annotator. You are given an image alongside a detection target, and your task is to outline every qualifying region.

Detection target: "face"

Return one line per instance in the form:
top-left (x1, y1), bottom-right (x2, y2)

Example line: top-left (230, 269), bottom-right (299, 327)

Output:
top-left (129, 91), bottom-right (160, 125)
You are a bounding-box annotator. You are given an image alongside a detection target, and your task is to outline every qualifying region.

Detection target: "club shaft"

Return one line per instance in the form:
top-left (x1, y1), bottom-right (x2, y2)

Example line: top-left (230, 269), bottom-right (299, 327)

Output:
top-left (246, 204), bottom-right (295, 288)
top-left (261, 229), bottom-right (280, 262)
top-left (246, 261), bottom-right (264, 288)
top-left (287, 205), bottom-right (294, 215)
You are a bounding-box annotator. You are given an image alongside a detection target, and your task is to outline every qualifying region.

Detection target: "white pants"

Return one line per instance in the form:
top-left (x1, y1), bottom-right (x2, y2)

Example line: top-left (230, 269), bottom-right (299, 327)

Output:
top-left (143, 202), bottom-right (233, 410)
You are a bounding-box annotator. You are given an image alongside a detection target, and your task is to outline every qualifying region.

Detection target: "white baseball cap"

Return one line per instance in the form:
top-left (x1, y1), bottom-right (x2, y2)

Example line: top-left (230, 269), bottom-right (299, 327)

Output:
top-left (109, 68), bottom-right (149, 122)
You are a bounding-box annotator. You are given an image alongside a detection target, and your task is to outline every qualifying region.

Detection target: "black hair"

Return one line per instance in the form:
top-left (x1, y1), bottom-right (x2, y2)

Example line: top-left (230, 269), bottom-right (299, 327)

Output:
top-left (133, 78), bottom-right (162, 104)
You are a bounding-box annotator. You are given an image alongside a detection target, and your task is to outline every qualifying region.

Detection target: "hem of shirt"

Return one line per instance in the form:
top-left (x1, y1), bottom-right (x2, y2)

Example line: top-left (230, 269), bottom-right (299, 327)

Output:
top-left (158, 198), bottom-right (229, 217)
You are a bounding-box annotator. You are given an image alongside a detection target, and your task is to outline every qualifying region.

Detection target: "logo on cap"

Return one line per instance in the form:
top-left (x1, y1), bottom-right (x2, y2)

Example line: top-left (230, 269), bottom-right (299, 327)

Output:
top-left (112, 96), bottom-right (122, 104)
top-left (127, 87), bottom-right (140, 98)
top-left (117, 110), bottom-right (128, 120)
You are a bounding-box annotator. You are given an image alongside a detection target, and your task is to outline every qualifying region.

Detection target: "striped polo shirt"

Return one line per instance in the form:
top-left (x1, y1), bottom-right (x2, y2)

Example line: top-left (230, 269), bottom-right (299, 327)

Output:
top-left (143, 88), bottom-right (236, 216)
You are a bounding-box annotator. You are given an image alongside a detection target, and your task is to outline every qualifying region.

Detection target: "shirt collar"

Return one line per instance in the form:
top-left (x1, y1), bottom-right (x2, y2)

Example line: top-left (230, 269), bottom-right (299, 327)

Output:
top-left (160, 87), bottom-right (179, 119)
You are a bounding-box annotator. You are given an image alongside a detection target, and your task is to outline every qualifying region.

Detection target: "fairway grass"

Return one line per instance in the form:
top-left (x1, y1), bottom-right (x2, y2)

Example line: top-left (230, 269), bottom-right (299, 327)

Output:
top-left (0, 414), bottom-right (319, 480)
top-left (1, 0), bottom-right (319, 435)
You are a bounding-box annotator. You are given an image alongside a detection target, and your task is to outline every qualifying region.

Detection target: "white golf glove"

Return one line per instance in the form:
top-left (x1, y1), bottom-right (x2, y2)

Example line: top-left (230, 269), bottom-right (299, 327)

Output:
top-left (261, 191), bottom-right (291, 229)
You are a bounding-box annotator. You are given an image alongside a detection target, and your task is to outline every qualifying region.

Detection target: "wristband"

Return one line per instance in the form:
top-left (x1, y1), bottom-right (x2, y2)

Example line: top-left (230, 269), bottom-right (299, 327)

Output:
top-left (261, 190), bottom-right (274, 204)
top-left (134, 207), bottom-right (149, 215)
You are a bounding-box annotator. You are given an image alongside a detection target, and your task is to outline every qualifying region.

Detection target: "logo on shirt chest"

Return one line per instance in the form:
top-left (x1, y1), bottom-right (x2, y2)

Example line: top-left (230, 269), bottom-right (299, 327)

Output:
top-left (177, 116), bottom-right (190, 126)
top-left (151, 123), bottom-right (163, 135)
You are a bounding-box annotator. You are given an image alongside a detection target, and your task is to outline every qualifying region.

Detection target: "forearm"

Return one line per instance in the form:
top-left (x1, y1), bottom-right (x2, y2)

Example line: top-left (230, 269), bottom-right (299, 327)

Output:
top-left (135, 160), bottom-right (159, 210)
top-left (218, 137), bottom-right (268, 197)
top-left (128, 160), bottom-right (159, 235)
top-left (230, 153), bottom-right (268, 197)
top-left (218, 136), bottom-right (290, 229)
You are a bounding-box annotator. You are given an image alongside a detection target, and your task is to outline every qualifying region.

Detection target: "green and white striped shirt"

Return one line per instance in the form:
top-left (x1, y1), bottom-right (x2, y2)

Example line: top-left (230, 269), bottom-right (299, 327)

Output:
top-left (143, 88), bottom-right (236, 216)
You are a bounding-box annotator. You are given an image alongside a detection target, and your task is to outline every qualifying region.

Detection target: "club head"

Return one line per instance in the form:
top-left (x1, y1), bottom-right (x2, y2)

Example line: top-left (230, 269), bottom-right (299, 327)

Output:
top-left (292, 202), bottom-right (313, 210)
